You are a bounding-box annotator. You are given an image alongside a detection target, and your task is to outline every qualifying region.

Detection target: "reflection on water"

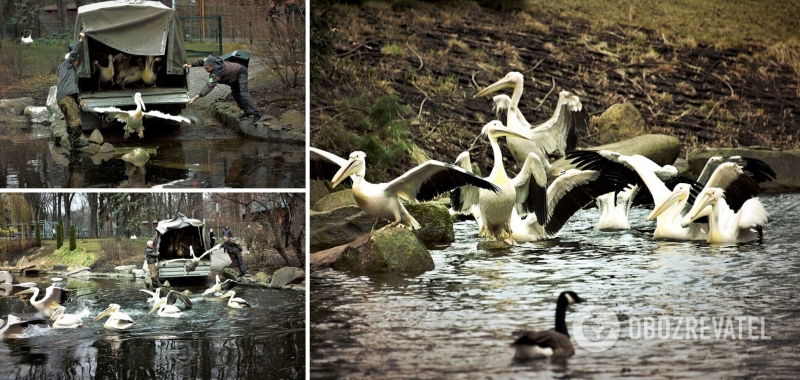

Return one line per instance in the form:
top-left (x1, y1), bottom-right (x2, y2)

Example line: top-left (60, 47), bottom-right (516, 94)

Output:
top-left (311, 194), bottom-right (800, 378)
top-left (0, 123), bottom-right (304, 188)
top-left (1, 277), bottom-right (305, 379)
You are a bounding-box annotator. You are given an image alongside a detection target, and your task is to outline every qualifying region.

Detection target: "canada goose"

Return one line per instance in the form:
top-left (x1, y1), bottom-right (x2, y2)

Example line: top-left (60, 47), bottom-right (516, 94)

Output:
top-left (511, 291), bottom-right (584, 359)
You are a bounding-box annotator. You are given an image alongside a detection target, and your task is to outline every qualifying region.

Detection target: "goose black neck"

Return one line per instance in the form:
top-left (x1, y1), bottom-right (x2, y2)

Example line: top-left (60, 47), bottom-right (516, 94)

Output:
top-left (555, 296), bottom-right (569, 337)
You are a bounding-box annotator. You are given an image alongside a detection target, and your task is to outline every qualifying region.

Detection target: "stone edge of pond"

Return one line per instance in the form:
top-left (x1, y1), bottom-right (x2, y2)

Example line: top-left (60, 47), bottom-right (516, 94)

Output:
top-left (41, 270), bottom-right (305, 292)
top-left (209, 102), bottom-right (305, 144)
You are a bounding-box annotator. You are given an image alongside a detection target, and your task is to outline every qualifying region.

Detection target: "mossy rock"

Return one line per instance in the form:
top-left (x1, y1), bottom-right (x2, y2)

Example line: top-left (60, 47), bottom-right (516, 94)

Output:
top-left (594, 103), bottom-right (647, 145)
top-left (334, 228), bottom-right (434, 274)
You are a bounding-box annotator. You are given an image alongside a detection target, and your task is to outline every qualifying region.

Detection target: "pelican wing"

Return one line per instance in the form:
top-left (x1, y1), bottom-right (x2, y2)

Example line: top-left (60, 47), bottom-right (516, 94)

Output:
top-left (697, 156), bottom-right (776, 186)
top-left (385, 160), bottom-right (500, 203)
top-left (543, 170), bottom-right (629, 236)
top-left (735, 198), bottom-right (769, 229)
top-left (449, 152), bottom-right (482, 213)
top-left (526, 91), bottom-right (589, 159)
top-left (46, 286), bottom-right (72, 305)
top-left (143, 110), bottom-right (191, 124)
top-left (698, 163), bottom-right (761, 212)
top-left (492, 94), bottom-right (532, 129)
top-left (91, 107), bottom-right (131, 123)
top-left (165, 290), bottom-right (193, 310)
top-left (310, 147), bottom-right (352, 186)
top-left (511, 152), bottom-right (548, 225)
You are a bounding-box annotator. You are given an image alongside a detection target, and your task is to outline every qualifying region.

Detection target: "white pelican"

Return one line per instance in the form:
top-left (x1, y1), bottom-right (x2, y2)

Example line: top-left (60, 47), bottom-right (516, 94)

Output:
top-left (203, 275), bottom-right (237, 297)
top-left (115, 57), bottom-right (143, 89)
top-left (312, 148), bottom-right (501, 230)
top-left (1, 315), bottom-right (46, 338)
top-left (93, 53), bottom-right (123, 88)
top-left (510, 169), bottom-right (629, 242)
top-left (93, 304), bottom-right (135, 330)
top-left (50, 306), bottom-right (85, 329)
top-left (148, 290), bottom-right (193, 318)
top-left (512, 291), bottom-right (584, 359)
top-left (91, 92), bottom-right (192, 139)
top-left (15, 285), bottom-right (71, 317)
top-left (682, 187), bottom-right (768, 244)
top-left (567, 150), bottom-right (708, 240)
top-left (163, 245), bottom-right (217, 275)
top-left (139, 287), bottom-right (163, 305)
top-left (594, 186), bottom-right (639, 230)
top-left (142, 56), bottom-right (162, 87)
top-left (219, 290), bottom-right (251, 309)
top-left (450, 121), bottom-right (548, 244)
top-left (474, 72), bottom-right (588, 165)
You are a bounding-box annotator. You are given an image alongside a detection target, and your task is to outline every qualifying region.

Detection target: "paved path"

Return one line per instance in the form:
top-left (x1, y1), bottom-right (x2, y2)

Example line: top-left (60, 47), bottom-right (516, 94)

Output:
top-left (185, 59), bottom-right (266, 109)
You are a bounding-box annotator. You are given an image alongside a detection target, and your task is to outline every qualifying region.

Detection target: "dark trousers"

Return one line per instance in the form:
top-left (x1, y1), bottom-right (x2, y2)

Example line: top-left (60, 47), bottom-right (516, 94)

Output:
top-left (230, 68), bottom-right (260, 116)
top-left (230, 250), bottom-right (246, 275)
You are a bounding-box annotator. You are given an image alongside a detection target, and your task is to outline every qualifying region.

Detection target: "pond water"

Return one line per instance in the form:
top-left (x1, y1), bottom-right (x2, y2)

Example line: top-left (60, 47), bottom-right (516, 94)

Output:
top-left (310, 194), bottom-right (800, 379)
top-left (0, 122), bottom-right (304, 188)
top-left (1, 276), bottom-right (305, 379)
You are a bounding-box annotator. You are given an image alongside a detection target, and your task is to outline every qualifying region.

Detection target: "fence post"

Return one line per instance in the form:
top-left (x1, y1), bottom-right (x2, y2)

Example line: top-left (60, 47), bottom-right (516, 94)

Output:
top-left (217, 16), bottom-right (222, 55)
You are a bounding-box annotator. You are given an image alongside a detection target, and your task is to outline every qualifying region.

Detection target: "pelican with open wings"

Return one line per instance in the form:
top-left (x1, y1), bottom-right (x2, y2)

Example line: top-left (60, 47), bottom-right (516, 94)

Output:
top-left (162, 245), bottom-right (218, 275)
top-left (450, 120), bottom-right (550, 244)
top-left (149, 290), bottom-right (194, 318)
top-left (474, 72), bottom-right (588, 165)
top-left (310, 147), bottom-right (501, 230)
top-left (681, 186), bottom-right (768, 244)
top-left (91, 92), bottom-right (191, 139)
top-left (203, 275), bottom-right (237, 297)
top-left (15, 285), bottom-right (71, 317)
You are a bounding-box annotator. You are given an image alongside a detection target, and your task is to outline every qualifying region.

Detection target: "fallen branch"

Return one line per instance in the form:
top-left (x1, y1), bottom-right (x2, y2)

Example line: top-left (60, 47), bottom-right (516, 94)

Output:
top-left (406, 41), bottom-right (424, 71)
top-left (533, 77), bottom-right (556, 110)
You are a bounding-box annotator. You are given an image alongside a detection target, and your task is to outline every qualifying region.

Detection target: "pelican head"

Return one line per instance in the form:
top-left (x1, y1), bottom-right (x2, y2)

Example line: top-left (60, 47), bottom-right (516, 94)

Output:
top-left (148, 298), bottom-right (167, 315)
top-left (331, 151), bottom-right (366, 188)
top-left (646, 183), bottom-right (691, 222)
top-left (50, 306), bottom-right (66, 321)
top-left (93, 303), bottom-right (121, 322)
top-left (683, 187), bottom-right (724, 227)
top-left (474, 71), bottom-right (525, 98)
top-left (481, 120), bottom-right (530, 141)
top-left (134, 92), bottom-right (145, 111)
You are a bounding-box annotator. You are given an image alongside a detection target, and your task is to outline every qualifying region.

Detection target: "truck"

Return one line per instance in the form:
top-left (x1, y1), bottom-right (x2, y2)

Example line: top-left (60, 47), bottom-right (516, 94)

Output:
top-left (73, 1), bottom-right (190, 130)
top-left (152, 213), bottom-right (210, 282)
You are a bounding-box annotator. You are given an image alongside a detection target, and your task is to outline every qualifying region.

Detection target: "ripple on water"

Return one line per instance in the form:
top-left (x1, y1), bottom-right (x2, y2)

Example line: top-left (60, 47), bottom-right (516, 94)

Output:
top-left (311, 194), bottom-right (800, 379)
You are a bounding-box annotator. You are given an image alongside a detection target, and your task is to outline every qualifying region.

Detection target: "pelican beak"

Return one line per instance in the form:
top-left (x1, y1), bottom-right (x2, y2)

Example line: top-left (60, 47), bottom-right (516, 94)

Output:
top-left (646, 191), bottom-right (683, 222)
top-left (683, 193), bottom-right (714, 227)
top-left (488, 124), bottom-right (531, 141)
top-left (93, 306), bottom-right (114, 322)
top-left (331, 158), bottom-right (360, 188)
top-left (474, 76), bottom-right (515, 98)
top-left (50, 307), bottom-right (64, 321)
top-left (148, 299), bottom-right (165, 315)
top-left (14, 288), bottom-right (34, 297)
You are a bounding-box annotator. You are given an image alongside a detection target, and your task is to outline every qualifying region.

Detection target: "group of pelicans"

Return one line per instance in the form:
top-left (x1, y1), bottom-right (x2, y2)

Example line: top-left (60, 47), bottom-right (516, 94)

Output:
top-left (0, 271), bottom-right (249, 338)
top-left (91, 50), bottom-right (162, 90)
top-left (312, 71), bottom-right (773, 247)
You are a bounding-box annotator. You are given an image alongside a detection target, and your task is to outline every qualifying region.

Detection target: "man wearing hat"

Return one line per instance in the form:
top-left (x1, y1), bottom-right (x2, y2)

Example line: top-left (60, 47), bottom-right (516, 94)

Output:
top-left (56, 32), bottom-right (89, 150)
top-left (183, 55), bottom-right (262, 125)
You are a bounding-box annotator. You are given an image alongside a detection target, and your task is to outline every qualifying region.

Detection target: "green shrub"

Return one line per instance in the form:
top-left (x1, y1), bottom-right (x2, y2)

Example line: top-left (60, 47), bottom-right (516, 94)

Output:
top-left (56, 220), bottom-right (63, 249)
top-left (69, 225), bottom-right (77, 251)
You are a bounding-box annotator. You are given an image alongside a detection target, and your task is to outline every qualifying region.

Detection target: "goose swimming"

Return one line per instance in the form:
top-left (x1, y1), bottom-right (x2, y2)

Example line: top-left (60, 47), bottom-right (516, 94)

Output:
top-left (148, 290), bottom-right (193, 318)
top-left (15, 285), bottom-right (72, 317)
top-left (312, 148), bottom-right (500, 230)
top-left (219, 290), bottom-right (251, 309)
top-left (512, 291), bottom-right (584, 359)
top-left (474, 72), bottom-right (588, 165)
top-left (91, 92), bottom-right (191, 139)
top-left (93, 304), bottom-right (135, 330)
top-left (50, 306), bottom-right (85, 329)
top-left (203, 275), bottom-right (237, 297)
top-left (450, 120), bottom-right (548, 244)
top-left (681, 187), bottom-right (769, 244)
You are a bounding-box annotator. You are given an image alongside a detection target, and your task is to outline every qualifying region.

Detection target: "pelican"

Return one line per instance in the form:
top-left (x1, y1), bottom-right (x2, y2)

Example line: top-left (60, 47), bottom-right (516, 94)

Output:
top-left (163, 245), bottom-right (216, 275)
top-left (93, 304), bottom-right (135, 330)
top-left (148, 290), bottom-right (193, 318)
top-left (682, 188), bottom-right (768, 244)
top-left (50, 306), bottom-right (85, 329)
top-left (450, 121), bottom-right (549, 244)
top-left (512, 291), bottom-right (584, 359)
top-left (139, 287), bottom-right (163, 305)
top-left (310, 147), bottom-right (355, 187)
top-left (219, 290), bottom-right (251, 309)
top-left (115, 57), bottom-right (144, 89)
top-left (203, 275), bottom-right (237, 296)
top-left (474, 72), bottom-right (588, 165)
top-left (510, 169), bottom-right (629, 242)
top-left (93, 53), bottom-right (123, 88)
top-left (567, 150), bottom-right (708, 240)
top-left (15, 285), bottom-right (72, 317)
top-left (1, 315), bottom-right (46, 338)
top-left (91, 92), bottom-right (192, 139)
top-left (142, 56), bottom-right (162, 87)
top-left (313, 148), bottom-right (501, 230)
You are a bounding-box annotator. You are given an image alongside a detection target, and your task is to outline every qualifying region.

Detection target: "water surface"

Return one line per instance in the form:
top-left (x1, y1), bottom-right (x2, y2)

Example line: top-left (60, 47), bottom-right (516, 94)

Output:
top-left (311, 194), bottom-right (800, 379)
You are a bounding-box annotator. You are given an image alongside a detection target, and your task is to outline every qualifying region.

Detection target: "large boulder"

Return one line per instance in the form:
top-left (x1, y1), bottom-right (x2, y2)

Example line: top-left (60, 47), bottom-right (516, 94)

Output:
top-left (405, 202), bottom-right (454, 245)
top-left (687, 147), bottom-right (800, 193)
top-left (309, 180), bottom-right (330, 209)
top-left (24, 106), bottom-right (51, 124)
top-left (269, 266), bottom-right (305, 287)
top-left (594, 103), bottom-right (647, 145)
top-left (88, 129), bottom-right (104, 145)
top-left (312, 228), bottom-right (435, 274)
top-left (121, 148), bottom-right (150, 167)
top-left (46, 86), bottom-right (62, 123)
top-left (553, 134), bottom-right (681, 169)
top-left (0, 97), bottom-right (35, 116)
top-left (313, 188), bottom-right (356, 212)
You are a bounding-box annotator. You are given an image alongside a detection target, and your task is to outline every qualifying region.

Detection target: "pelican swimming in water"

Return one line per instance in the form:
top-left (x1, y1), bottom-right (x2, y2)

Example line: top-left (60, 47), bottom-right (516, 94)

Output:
top-left (1, 315), bottom-right (46, 338)
top-left (15, 285), bottom-right (72, 317)
top-left (91, 92), bottom-right (192, 139)
top-left (511, 291), bottom-right (584, 359)
top-left (219, 291), bottom-right (251, 309)
top-left (50, 306), bottom-right (85, 329)
top-left (162, 245), bottom-right (217, 275)
top-left (148, 290), bottom-right (193, 318)
top-left (681, 187), bottom-right (769, 244)
top-left (312, 148), bottom-right (500, 230)
top-left (450, 120), bottom-right (549, 244)
top-left (93, 304), bottom-right (135, 330)
top-left (203, 275), bottom-right (237, 297)
top-left (510, 169), bottom-right (629, 242)
top-left (139, 287), bottom-right (164, 305)
top-left (474, 72), bottom-right (588, 165)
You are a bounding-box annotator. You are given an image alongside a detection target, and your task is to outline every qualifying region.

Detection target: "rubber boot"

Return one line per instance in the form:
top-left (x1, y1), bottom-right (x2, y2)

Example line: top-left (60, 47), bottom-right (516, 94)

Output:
top-left (69, 128), bottom-right (89, 150)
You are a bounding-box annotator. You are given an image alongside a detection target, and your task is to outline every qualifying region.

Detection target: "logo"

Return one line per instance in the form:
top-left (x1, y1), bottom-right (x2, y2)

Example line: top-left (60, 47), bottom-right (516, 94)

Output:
top-left (572, 305), bottom-right (620, 352)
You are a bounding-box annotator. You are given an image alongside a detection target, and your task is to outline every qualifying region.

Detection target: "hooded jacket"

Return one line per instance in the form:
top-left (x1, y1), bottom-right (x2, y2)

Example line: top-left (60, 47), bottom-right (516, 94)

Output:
top-left (56, 42), bottom-right (84, 102)
top-left (190, 55), bottom-right (245, 98)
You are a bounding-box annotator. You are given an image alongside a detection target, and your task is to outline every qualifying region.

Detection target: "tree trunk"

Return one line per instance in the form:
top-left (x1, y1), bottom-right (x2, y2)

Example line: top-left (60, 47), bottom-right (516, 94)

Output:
top-left (88, 193), bottom-right (98, 238)
top-left (64, 193), bottom-right (74, 234)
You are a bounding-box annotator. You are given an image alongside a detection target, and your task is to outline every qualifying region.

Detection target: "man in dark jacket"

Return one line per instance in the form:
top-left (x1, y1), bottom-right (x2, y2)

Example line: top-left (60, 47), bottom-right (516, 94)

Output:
top-left (145, 240), bottom-right (159, 280)
top-left (222, 224), bottom-right (233, 239)
top-left (57, 32), bottom-right (89, 150)
top-left (209, 228), bottom-right (216, 247)
top-left (184, 55), bottom-right (262, 125)
top-left (222, 236), bottom-right (246, 278)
